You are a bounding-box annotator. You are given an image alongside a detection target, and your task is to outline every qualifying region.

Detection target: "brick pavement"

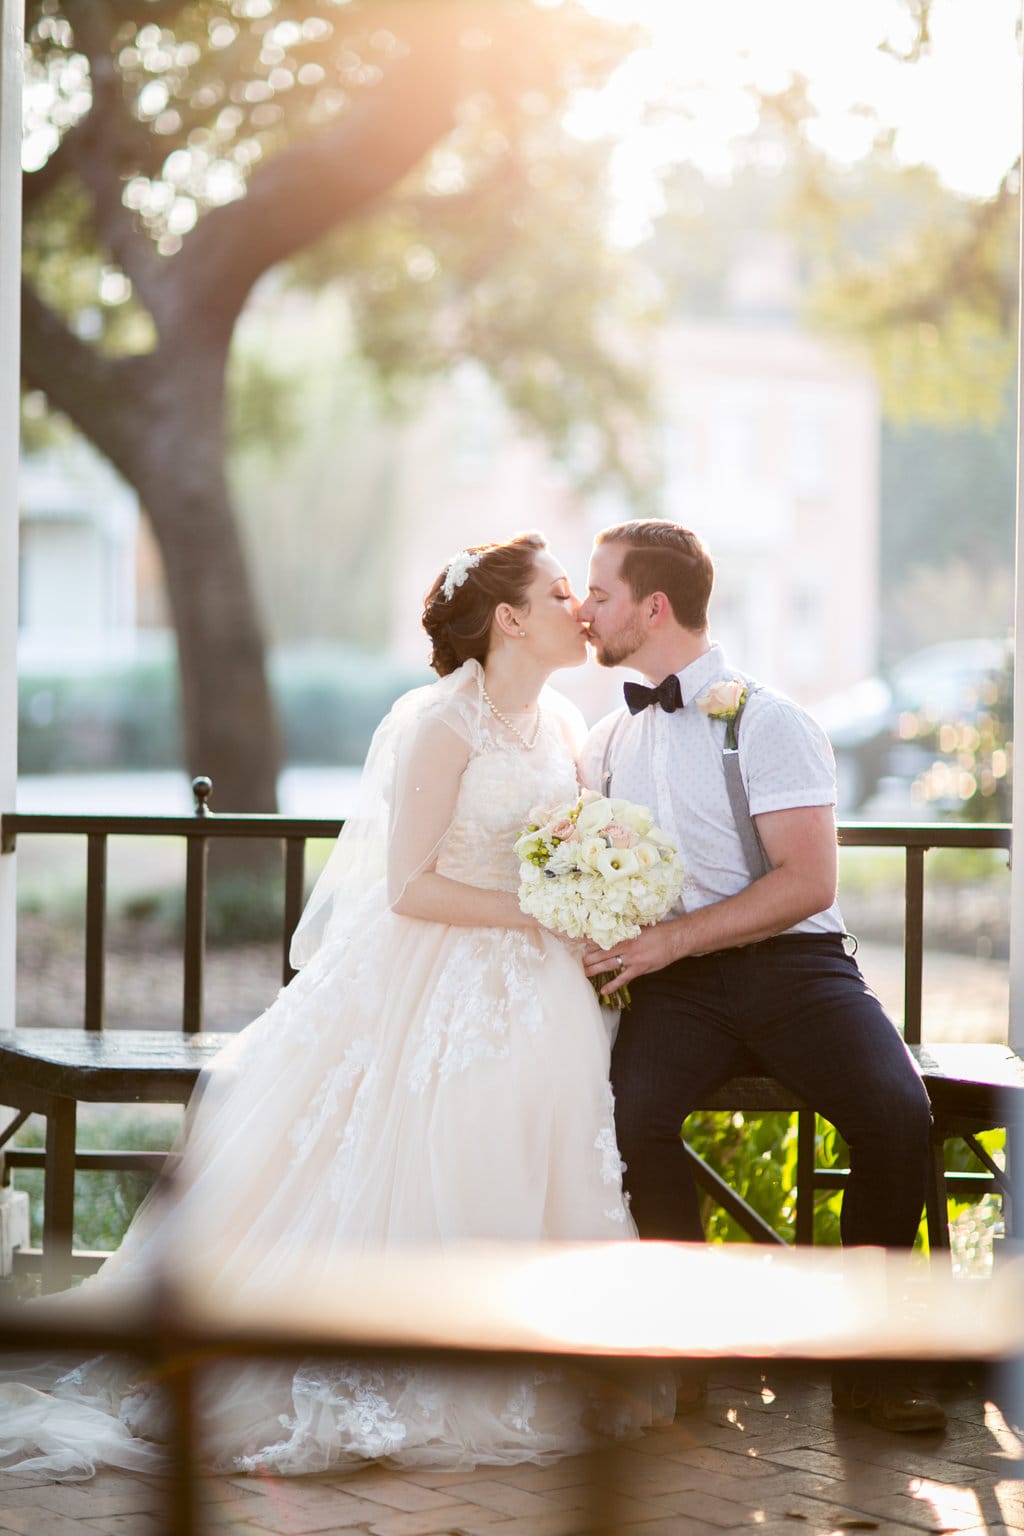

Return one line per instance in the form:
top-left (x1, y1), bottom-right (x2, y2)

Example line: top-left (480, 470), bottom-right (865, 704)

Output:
top-left (0, 1365), bottom-right (1020, 1536)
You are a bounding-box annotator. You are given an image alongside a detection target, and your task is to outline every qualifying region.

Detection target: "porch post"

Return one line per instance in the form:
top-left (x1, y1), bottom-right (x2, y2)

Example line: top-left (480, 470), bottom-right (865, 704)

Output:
top-left (0, 0), bottom-right (21, 1031)
top-left (1012, 47), bottom-right (1024, 1052)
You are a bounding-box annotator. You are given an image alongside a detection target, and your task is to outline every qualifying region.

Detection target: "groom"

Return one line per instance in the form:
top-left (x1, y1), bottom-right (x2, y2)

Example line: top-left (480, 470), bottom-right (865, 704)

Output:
top-left (577, 519), bottom-right (944, 1433)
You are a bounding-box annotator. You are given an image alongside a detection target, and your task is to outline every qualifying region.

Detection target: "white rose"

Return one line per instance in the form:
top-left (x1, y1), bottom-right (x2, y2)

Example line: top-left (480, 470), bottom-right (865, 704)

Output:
top-left (575, 798), bottom-right (617, 836)
top-left (608, 798), bottom-right (654, 836)
top-left (578, 835), bottom-right (610, 870)
top-left (528, 800), bottom-right (569, 827)
top-left (644, 826), bottom-right (676, 850)
top-left (633, 841), bottom-right (660, 871)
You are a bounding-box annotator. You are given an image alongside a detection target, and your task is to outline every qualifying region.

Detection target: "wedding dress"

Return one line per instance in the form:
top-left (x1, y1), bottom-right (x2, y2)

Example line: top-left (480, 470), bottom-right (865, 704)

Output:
top-left (0, 660), bottom-right (674, 1479)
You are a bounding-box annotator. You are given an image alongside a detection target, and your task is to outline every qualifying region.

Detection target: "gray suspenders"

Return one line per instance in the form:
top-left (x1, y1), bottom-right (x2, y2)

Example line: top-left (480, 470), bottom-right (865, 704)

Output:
top-left (600, 686), bottom-right (771, 883)
top-left (599, 713), bottom-right (625, 800)
top-left (722, 690), bottom-right (771, 880)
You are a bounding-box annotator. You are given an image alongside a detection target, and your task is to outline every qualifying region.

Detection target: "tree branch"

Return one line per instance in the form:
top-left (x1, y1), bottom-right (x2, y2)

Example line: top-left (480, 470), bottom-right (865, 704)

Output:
top-left (63, 0), bottom-right (165, 315)
top-left (852, 168), bottom-right (1020, 334)
top-left (109, 0), bottom-right (194, 21)
top-left (170, 2), bottom-right (483, 334)
top-left (22, 125), bottom-right (83, 212)
top-left (20, 280), bottom-right (151, 485)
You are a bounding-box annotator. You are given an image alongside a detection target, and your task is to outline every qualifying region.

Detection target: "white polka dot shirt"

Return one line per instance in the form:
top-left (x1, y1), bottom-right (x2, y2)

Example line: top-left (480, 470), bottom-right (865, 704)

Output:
top-left (579, 644), bottom-right (845, 935)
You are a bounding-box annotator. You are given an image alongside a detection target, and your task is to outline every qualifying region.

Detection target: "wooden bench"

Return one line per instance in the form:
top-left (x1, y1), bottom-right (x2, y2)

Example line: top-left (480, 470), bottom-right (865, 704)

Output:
top-left (0, 1028), bottom-right (234, 1292)
top-left (0, 785), bottom-right (343, 1291)
top-left (914, 1041), bottom-right (1024, 1251)
top-left (689, 1046), bottom-right (1024, 1253)
top-left (6, 1041), bottom-right (1020, 1291)
top-left (0, 798), bottom-right (1019, 1288)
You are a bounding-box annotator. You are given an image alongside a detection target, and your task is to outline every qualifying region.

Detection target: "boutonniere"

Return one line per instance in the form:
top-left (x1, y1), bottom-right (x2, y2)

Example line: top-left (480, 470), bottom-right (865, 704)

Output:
top-left (697, 679), bottom-right (748, 749)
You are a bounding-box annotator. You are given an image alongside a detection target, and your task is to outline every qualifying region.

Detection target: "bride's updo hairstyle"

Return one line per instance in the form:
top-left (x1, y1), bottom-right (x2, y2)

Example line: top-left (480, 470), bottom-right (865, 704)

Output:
top-left (422, 531), bottom-right (546, 677)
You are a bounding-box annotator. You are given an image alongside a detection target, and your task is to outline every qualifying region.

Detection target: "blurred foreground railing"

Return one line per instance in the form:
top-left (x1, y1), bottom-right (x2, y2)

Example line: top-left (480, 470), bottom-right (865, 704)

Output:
top-left (1, 1239), bottom-right (1022, 1535)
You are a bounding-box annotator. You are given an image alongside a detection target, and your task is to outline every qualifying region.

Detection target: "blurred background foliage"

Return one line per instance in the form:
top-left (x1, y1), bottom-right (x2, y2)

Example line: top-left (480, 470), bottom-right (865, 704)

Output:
top-left (18, 641), bottom-right (428, 773)
top-left (12, 1107), bottom-right (1001, 1266)
top-left (18, 0), bottom-right (1022, 799)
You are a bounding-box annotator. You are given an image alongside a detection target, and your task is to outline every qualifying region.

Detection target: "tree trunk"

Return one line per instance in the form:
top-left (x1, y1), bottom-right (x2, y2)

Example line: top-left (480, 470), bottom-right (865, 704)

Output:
top-left (134, 336), bottom-right (281, 814)
top-left (21, 288), bottom-right (282, 812)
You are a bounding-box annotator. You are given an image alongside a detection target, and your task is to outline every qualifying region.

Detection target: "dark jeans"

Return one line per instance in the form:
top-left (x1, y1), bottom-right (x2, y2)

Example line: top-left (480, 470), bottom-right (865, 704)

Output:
top-left (611, 933), bottom-right (932, 1248)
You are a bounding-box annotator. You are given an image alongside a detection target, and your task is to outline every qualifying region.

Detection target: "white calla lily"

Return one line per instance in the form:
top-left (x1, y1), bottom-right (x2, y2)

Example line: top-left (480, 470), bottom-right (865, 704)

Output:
top-left (595, 846), bottom-right (640, 882)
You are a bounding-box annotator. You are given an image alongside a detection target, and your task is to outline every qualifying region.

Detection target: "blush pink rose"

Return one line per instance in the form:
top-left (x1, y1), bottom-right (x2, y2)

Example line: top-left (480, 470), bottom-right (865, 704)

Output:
top-left (698, 679), bottom-right (747, 717)
top-left (603, 822), bottom-right (633, 848)
top-left (550, 819), bottom-right (578, 842)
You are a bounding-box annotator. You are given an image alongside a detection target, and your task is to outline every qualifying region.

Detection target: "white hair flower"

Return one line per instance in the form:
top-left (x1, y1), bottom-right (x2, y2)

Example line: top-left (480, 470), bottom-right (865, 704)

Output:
top-left (441, 549), bottom-right (484, 600)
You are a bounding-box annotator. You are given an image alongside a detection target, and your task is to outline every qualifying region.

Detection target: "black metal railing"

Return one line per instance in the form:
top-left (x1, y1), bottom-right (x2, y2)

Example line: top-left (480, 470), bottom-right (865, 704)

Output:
top-left (1, 777), bottom-right (345, 1033)
top-left (1, 782), bottom-right (1011, 1044)
top-left (836, 820), bottom-right (1011, 1046)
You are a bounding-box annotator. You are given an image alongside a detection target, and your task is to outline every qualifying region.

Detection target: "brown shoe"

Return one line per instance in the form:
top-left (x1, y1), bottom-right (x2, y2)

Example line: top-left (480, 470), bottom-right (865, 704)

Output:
top-left (832, 1378), bottom-right (946, 1434)
top-left (675, 1373), bottom-right (708, 1416)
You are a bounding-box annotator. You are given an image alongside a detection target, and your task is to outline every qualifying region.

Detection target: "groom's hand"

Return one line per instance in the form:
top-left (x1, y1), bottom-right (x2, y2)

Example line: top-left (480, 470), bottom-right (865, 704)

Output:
top-left (583, 924), bottom-right (681, 994)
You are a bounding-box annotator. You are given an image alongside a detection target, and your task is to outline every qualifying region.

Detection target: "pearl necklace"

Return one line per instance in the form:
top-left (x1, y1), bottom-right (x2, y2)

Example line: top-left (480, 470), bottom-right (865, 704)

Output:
top-left (481, 686), bottom-right (542, 750)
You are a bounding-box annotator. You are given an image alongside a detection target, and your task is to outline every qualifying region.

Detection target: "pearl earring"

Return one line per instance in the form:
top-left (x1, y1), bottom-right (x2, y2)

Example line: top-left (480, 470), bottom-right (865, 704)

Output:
top-left (518, 630), bottom-right (526, 638)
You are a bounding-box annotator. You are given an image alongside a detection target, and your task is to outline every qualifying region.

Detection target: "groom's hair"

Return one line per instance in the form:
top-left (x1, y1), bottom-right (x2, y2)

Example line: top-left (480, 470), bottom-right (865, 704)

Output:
top-left (595, 520), bottom-right (713, 631)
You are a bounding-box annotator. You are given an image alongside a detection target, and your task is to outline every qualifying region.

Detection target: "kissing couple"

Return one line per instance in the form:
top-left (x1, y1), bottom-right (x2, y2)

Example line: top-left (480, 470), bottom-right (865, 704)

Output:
top-left (0, 519), bottom-right (942, 1481)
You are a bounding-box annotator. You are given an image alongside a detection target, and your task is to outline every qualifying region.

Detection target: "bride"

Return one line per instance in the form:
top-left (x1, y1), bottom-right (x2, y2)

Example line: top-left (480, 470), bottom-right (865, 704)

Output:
top-left (0, 531), bottom-right (675, 1480)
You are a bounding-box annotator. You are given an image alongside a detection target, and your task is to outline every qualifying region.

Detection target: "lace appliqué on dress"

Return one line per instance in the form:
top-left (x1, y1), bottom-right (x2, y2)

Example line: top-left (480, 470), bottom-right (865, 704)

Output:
top-left (595, 1087), bottom-right (629, 1224)
top-left (233, 1366), bottom-right (408, 1474)
top-left (328, 1062), bottom-right (382, 1204)
top-left (289, 1036), bottom-right (375, 1169)
top-left (407, 931), bottom-right (545, 1095)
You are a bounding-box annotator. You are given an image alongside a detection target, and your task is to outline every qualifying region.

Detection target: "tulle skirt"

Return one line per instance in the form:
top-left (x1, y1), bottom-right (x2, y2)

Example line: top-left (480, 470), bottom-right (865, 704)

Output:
top-left (0, 894), bottom-right (675, 1478)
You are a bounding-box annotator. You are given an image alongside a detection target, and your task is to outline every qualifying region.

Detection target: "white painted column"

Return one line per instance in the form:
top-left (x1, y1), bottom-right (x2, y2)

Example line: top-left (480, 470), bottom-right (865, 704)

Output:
top-left (1011, 41), bottom-right (1024, 1052)
top-left (0, 1), bottom-right (22, 1031)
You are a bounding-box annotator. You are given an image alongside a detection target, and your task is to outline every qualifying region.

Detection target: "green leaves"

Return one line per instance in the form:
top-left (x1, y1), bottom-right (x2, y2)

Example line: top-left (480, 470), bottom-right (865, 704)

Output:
top-left (24, 0), bottom-right (655, 489)
top-left (806, 162), bottom-right (1019, 430)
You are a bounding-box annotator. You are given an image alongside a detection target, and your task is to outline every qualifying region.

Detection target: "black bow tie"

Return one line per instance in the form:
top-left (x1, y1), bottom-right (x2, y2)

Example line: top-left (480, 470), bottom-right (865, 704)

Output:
top-left (623, 674), bottom-right (683, 716)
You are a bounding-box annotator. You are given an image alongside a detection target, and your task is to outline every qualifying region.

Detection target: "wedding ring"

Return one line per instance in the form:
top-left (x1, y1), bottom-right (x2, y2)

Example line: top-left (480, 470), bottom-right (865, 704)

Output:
top-left (615, 956), bottom-right (624, 968)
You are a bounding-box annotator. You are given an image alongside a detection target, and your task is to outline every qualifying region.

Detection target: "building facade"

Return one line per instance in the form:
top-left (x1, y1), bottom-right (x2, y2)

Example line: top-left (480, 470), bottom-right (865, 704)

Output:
top-left (386, 317), bottom-right (880, 726)
top-left (18, 441), bottom-right (141, 667)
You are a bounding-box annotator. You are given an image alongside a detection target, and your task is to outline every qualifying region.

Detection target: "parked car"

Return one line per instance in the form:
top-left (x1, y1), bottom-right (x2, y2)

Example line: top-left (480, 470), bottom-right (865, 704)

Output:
top-left (814, 638), bottom-right (1013, 816)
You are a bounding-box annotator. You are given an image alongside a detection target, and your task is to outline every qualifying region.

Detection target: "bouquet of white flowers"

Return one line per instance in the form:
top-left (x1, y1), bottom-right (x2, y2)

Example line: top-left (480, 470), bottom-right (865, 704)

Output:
top-left (514, 791), bottom-right (685, 1009)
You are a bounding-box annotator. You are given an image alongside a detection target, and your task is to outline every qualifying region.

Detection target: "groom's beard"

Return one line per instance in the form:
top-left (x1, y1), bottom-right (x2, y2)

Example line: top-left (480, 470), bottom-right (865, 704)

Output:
top-left (588, 614), bottom-right (646, 669)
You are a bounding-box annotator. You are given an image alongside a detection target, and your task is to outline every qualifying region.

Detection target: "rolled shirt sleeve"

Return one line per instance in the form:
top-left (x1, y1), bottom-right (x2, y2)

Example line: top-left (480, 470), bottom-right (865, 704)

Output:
top-left (741, 694), bottom-right (838, 818)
